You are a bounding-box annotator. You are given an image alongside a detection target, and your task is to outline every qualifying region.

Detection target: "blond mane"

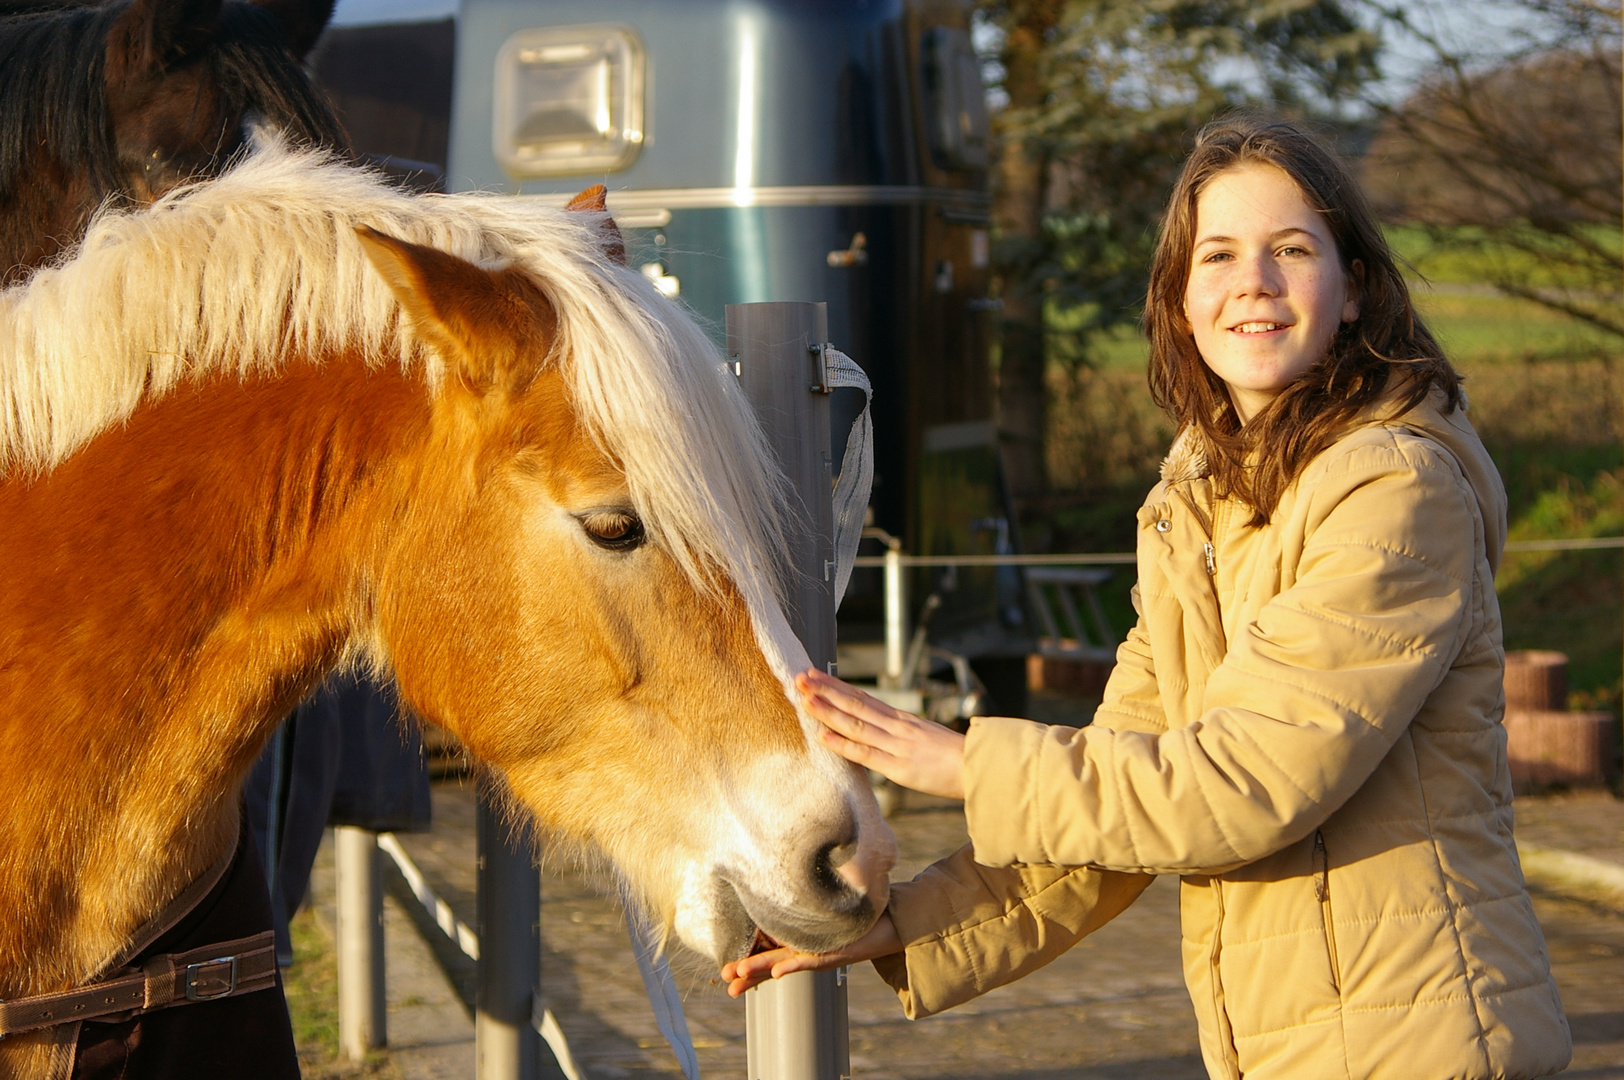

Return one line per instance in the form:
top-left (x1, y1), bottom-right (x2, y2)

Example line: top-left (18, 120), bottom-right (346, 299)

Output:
top-left (0, 138), bottom-right (793, 634)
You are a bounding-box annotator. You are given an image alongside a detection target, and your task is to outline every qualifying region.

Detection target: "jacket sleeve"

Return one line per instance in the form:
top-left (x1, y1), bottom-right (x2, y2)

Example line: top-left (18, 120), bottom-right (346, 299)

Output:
top-left (964, 436), bottom-right (1483, 874)
top-left (869, 593), bottom-right (1168, 1016)
top-left (872, 848), bottom-right (1154, 1018)
top-left (1090, 587), bottom-right (1168, 733)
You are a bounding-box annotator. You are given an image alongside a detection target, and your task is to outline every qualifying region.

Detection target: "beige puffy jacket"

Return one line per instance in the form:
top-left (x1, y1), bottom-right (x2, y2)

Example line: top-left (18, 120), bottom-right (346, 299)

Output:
top-left (874, 394), bottom-right (1571, 1079)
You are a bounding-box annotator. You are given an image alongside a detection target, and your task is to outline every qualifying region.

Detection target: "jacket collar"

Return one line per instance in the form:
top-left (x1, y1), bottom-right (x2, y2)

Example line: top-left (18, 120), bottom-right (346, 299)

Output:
top-left (1155, 386), bottom-right (1502, 562)
top-left (1159, 426), bottom-right (1209, 484)
top-left (1157, 380), bottom-right (1447, 487)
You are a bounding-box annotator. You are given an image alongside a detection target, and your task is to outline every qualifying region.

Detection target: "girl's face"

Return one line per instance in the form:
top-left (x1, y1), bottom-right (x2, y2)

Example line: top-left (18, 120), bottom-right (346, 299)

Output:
top-left (1184, 162), bottom-right (1360, 423)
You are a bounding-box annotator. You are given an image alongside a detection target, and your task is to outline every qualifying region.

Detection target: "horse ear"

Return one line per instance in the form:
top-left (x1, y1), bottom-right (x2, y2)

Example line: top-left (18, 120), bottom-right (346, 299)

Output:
top-left (252, 0), bottom-right (335, 59)
top-left (564, 185), bottom-right (627, 266)
top-left (355, 226), bottom-right (557, 395)
top-left (108, 0), bottom-right (222, 72)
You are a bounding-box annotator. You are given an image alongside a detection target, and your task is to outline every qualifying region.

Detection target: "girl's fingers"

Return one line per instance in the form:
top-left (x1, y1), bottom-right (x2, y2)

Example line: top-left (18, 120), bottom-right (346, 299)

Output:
top-left (768, 952), bottom-right (830, 979)
top-left (817, 724), bottom-right (888, 770)
top-left (801, 691), bottom-right (888, 745)
top-left (797, 679), bottom-right (917, 752)
top-left (724, 945), bottom-right (824, 997)
top-left (807, 701), bottom-right (910, 773)
top-left (796, 667), bottom-right (966, 798)
top-left (722, 913), bottom-right (904, 997)
top-left (800, 672), bottom-right (904, 726)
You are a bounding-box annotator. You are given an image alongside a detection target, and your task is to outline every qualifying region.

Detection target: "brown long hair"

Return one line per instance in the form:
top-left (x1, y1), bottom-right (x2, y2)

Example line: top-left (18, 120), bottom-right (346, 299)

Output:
top-left (1145, 115), bottom-right (1461, 523)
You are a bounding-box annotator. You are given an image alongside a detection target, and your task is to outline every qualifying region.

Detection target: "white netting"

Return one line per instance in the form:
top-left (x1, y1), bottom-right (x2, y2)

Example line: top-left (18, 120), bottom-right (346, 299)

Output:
top-left (822, 347), bottom-right (872, 609)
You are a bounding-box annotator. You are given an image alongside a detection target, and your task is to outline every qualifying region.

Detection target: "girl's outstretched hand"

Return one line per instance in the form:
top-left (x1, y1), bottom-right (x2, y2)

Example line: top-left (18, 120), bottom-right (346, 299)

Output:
top-left (796, 668), bottom-right (966, 800)
top-left (720, 913), bottom-right (902, 997)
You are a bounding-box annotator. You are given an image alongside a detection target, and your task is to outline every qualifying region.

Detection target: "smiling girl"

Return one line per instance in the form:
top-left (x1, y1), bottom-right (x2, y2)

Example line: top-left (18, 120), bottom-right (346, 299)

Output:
top-left (725, 117), bottom-right (1573, 1079)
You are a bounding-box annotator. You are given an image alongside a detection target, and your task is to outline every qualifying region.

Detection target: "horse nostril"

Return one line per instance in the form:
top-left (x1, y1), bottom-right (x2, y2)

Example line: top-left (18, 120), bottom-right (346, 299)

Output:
top-left (811, 831), bottom-right (858, 896)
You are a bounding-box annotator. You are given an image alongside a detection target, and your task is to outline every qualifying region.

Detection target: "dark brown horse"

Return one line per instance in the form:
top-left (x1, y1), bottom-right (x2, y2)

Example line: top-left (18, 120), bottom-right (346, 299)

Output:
top-left (0, 0), bottom-right (343, 282)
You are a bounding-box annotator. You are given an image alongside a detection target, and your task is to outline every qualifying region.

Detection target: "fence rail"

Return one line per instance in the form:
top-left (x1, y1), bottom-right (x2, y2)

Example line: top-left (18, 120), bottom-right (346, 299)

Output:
top-left (852, 536), bottom-right (1623, 570)
top-left (1503, 537), bottom-right (1624, 553)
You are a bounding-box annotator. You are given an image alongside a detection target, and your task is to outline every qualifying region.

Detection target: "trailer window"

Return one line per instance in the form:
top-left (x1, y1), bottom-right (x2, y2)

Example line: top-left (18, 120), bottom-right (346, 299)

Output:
top-left (494, 25), bottom-right (645, 177)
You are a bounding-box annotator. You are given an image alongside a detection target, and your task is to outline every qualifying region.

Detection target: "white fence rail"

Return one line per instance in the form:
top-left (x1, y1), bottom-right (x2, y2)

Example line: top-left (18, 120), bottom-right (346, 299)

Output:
top-left (853, 535), bottom-right (1623, 570)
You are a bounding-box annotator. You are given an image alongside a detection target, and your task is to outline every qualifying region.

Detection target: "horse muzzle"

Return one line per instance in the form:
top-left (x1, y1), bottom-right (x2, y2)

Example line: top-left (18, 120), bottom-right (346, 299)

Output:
top-left (709, 812), bottom-right (894, 962)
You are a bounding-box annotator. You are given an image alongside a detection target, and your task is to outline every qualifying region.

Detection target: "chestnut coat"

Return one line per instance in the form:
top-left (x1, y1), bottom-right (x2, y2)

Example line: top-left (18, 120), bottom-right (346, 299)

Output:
top-left (876, 394), bottom-right (1571, 1079)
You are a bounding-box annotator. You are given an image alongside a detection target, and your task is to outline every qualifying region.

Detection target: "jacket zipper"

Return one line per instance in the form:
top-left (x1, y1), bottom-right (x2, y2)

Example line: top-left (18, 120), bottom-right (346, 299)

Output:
top-left (1173, 489), bottom-right (1220, 581)
top-left (1313, 830), bottom-right (1341, 992)
top-left (1172, 487), bottom-right (1225, 647)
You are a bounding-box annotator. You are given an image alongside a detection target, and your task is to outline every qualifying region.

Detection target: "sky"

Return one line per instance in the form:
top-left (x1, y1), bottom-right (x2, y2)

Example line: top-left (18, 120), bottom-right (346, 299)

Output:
top-left (1362, 0), bottom-right (1586, 103)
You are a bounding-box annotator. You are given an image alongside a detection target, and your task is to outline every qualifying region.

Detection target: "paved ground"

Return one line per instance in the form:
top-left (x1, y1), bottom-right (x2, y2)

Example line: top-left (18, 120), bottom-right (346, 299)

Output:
top-left (298, 690), bottom-right (1624, 1078)
top-left (318, 788), bottom-right (1619, 1078)
top-left (372, 781), bottom-right (1202, 1080)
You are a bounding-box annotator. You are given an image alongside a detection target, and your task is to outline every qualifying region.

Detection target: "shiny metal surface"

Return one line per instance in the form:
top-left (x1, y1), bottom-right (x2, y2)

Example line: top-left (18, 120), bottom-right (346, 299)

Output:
top-left (450, 0), bottom-right (914, 194)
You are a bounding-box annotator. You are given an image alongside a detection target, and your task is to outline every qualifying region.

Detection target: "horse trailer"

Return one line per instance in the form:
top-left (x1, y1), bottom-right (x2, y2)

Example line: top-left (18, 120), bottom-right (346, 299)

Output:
top-left (312, 0), bottom-right (1031, 708)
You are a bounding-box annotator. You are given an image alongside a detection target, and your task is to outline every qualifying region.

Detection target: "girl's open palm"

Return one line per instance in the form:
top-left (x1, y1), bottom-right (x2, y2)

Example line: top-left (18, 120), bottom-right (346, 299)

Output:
top-left (796, 668), bottom-right (966, 800)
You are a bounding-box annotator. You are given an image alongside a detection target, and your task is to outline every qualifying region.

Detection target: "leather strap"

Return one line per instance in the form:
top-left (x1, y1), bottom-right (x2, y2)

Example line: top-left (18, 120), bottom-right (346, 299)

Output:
top-left (99, 831), bottom-right (241, 981)
top-left (9, 819), bottom-right (241, 1049)
top-left (0, 931), bottom-right (277, 1038)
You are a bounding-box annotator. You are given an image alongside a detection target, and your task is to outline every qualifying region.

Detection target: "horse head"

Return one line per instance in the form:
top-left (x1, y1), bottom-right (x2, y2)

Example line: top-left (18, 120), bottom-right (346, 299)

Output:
top-left (349, 221), bottom-right (896, 963)
top-left (0, 140), bottom-right (894, 980)
top-left (0, 0), bottom-right (343, 277)
top-left (102, 0), bottom-right (343, 198)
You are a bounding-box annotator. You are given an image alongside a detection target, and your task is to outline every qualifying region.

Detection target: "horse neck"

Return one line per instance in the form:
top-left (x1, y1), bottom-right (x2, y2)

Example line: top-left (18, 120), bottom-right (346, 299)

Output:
top-left (0, 355), bottom-right (430, 991)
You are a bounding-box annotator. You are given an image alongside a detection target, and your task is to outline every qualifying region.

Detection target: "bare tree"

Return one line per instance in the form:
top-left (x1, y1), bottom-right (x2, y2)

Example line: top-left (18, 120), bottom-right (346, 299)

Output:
top-left (1359, 0), bottom-right (1622, 336)
top-left (978, 0), bottom-right (1377, 508)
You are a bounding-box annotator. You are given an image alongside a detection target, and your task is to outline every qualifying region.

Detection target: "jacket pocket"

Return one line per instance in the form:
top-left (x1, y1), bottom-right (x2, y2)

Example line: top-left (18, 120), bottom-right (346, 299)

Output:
top-left (1313, 830), bottom-right (1341, 993)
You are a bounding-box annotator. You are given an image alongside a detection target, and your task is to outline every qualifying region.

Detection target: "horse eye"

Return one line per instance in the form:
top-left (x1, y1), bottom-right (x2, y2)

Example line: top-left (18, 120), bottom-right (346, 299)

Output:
top-left (577, 509), bottom-right (645, 552)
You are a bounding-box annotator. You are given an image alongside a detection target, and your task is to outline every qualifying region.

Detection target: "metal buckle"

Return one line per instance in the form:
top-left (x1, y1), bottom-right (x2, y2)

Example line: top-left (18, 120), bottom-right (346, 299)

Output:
top-left (808, 342), bottom-right (833, 393)
top-left (183, 956), bottom-right (238, 1001)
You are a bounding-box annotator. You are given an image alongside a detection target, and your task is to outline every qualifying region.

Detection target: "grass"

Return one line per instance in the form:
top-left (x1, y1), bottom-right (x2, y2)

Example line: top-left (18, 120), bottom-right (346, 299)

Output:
top-left (1385, 224), bottom-right (1623, 292)
top-left (1039, 268), bottom-right (1623, 704)
top-left (1468, 358), bottom-right (1623, 705)
top-left (281, 906), bottom-right (402, 1080)
top-left (1412, 287), bottom-right (1616, 367)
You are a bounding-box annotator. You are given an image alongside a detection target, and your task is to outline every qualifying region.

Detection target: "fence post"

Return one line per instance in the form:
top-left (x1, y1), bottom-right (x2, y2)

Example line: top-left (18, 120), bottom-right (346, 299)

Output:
top-left (881, 538), bottom-right (906, 689)
top-left (476, 785), bottom-right (541, 1080)
top-left (335, 825), bottom-right (387, 1060)
top-left (728, 301), bottom-right (850, 1080)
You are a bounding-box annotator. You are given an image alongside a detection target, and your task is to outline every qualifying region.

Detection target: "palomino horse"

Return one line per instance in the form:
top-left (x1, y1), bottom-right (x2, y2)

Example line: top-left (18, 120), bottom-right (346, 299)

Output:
top-left (0, 0), bottom-right (343, 282)
top-left (0, 142), bottom-right (896, 1076)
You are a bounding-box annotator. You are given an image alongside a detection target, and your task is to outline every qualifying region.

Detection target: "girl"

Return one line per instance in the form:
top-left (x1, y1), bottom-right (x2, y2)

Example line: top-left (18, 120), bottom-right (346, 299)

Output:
top-left (724, 116), bottom-right (1572, 1080)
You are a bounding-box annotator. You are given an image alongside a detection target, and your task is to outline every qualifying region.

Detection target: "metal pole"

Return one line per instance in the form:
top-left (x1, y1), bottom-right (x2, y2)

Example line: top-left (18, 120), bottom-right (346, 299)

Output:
top-left (881, 539), bottom-right (906, 690)
top-left (476, 785), bottom-right (541, 1080)
top-left (744, 965), bottom-right (850, 1080)
top-left (728, 301), bottom-right (850, 1080)
top-left (335, 825), bottom-right (386, 1059)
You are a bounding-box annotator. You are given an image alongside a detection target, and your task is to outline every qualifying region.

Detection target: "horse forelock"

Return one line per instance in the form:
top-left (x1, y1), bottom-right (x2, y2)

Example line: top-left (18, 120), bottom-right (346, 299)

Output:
top-left (0, 134), bottom-right (799, 680)
top-left (209, 2), bottom-right (346, 150)
top-left (0, 0), bottom-right (346, 209)
top-left (0, 5), bottom-right (122, 203)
